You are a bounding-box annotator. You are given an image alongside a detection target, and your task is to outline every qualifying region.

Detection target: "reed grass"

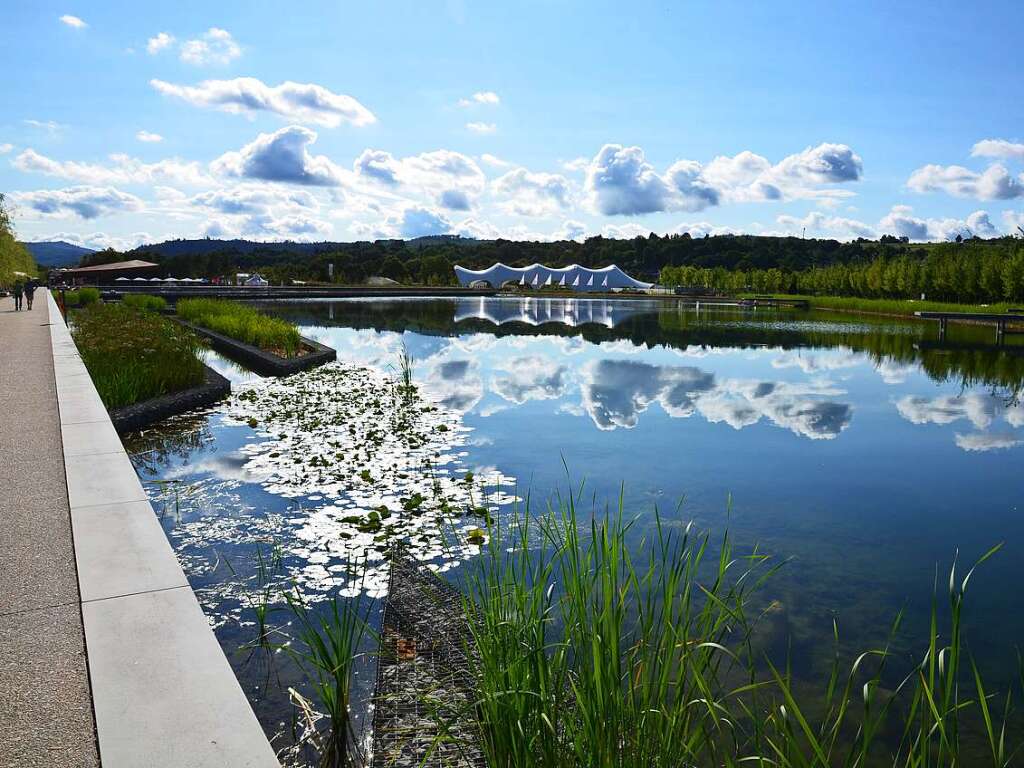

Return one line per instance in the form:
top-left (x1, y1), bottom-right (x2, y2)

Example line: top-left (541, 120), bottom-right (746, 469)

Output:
top-left (71, 302), bottom-right (206, 408)
top-left (56, 286), bottom-right (101, 307)
top-left (177, 297), bottom-right (302, 356)
top-left (285, 588), bottom-right (375, 768)
top-left (448, 492), bottom-right (1021, 768)
top-left (121, 293), bottom-right (167, 312)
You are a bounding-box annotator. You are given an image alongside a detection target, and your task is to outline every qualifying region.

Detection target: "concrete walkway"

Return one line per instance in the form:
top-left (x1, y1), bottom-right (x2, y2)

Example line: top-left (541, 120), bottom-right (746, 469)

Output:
top-left (0, 295), bottom-right (100, 767)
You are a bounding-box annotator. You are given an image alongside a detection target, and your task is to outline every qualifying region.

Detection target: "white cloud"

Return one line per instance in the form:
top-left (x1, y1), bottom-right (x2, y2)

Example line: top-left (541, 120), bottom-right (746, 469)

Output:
top-left (480, 153), bottom-right (511, 168)
top-left (954, 433), bottom-right (1022, 452)
top-left (14, 148), bottom-right (210, 186)
top-left (212, 126), bottom-right (345, 186)
top-left (13, 186), bottom-right (143, 219)
top-left (43, 231), bottom-right (152, 250)
top-left (466, 122), bottom-right (497, 134)
top-left (23, 119), bottom-right (63, 135)
top-left (59, 15), bottom-right (86, 29)
top-left (492, 167), bottom-right (573, 216)
top-left (776, 211), bottom-right (875, 239)
top-left (146, 32), bottom-right (175, 54)
top-left (0, 143), bottom-right (13, 154)
top-left (584, 142), bottom-right (862, 217)
top-left (971, 139), bottom-right (1024, 161)
top-left (353, 148), bottom-right (486, 208)
top-left (878, 204), bottom-right (998, 242)
top-left (561, 157), bottom-right (590, 173)
top-left (458, 91), bottom-right (500, 107)
top-left (135, 130), bottom-right (163, 143)
top-left (151, 77), bottom-right (375, 128)
top-left (907, 163), bottom-right (1024, 200)
top-left (180, 27), bottom-right (241, 66)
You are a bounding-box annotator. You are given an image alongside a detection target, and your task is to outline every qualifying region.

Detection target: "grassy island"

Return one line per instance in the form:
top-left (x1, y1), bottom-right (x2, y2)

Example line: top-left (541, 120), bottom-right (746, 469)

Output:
top-left (177, 298), bottom-right (302, 357)
top-left (71, 303), bottom-right (206, 409)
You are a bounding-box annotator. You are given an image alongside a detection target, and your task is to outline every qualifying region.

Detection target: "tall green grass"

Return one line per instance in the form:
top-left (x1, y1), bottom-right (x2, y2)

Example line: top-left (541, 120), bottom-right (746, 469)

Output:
top-left (121, 293), bottom-right (167, 312)
top-left (55, 286), bottom-right (101, 307)
top-left (450, 494), bottom-right (1021, 768)
top-left (72, 303), bottom-right (206, 408)
top-left (178, 297), bottom-right (302, 357)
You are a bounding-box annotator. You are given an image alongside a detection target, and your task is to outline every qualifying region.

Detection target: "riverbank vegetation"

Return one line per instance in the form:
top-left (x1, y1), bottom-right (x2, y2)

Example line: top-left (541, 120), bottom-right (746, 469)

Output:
top-left (178, 298), bottom-right (302, 357)
top-left (57, 286), bottom-right (100, 307)
top-left (121, 293), bottom-right (168, 312)
top-left (72, 303), bottom-right (206, 408)
top-left (747, 294), bottom-right (1018, 317)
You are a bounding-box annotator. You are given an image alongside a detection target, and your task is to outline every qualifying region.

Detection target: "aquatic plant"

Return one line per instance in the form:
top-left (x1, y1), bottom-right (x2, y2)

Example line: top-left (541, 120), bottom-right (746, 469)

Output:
top-left (447, 495), bottom-right (1020, 767)
top-left (71, 302), bottom-right (206, 408)
top-left (285, 587), bottom-right (374, 768)
top-left (121, 293), bottom-right (168, 312)
top-left (178, 297), bottom-right (302, 357)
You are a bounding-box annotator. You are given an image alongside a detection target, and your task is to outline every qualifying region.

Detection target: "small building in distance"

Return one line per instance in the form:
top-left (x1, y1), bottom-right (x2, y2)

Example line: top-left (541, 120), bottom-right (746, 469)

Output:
top-left (453, 263), bottom-right (654, 292)
top-left (56, 259), bottom-right (159, 285)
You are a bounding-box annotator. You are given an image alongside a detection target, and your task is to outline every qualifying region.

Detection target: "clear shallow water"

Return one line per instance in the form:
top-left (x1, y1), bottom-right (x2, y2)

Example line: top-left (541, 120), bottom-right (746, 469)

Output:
top-left (127, 297), bottom-right (1024, 751)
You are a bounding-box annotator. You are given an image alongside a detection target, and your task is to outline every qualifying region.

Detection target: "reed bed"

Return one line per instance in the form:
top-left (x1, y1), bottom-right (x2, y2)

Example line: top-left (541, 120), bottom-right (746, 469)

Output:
top-left (446, 493), bottom-right (1020, 768)
top-left (121, 293), bottom-right (167, 312)
top-left (177, 297), bottom-right (302, 357)
top-left (56, 286), bottom-right (100, 307)
top-left (72, 302), bottom-right (206, 408)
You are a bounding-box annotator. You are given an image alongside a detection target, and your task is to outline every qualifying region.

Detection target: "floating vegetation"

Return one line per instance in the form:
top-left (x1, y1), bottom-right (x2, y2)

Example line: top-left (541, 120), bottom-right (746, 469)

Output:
top-left (147, 361), bottom-right (516, 629)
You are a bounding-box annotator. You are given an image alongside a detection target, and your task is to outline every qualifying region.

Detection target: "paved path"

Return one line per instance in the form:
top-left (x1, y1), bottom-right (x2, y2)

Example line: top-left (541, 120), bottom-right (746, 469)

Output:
top-left (0, 295), bottom-right (100, 767)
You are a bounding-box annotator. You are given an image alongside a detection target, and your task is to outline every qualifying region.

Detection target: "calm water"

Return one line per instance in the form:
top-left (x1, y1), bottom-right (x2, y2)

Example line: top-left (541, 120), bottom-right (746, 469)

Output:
top-left (126, 297), bottom-right (1024, 750)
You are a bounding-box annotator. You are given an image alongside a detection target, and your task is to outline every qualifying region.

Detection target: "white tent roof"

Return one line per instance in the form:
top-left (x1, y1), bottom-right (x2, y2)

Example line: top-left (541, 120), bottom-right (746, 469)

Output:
top-left (453, 262), bottom-right (653, 292)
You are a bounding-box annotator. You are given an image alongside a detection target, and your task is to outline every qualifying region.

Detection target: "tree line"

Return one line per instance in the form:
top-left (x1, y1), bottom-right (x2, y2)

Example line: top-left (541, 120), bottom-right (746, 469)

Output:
top-left (73, 231), bottom-right (1024, 302)
top-left (0, 195), bottom-right (36, 287)
top-left (659, 240), bottom-right (1024, 302)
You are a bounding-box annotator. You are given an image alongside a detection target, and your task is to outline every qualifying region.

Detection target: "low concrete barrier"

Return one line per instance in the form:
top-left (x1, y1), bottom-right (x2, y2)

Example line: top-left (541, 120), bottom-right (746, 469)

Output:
top-left (179, 319), bottom-right (336, 376)
top-left (48, 293), bottom-right (279, 768)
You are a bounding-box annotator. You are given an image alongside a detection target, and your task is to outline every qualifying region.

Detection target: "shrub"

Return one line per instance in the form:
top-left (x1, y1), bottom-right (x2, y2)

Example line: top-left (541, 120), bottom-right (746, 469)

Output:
top-left (177, 298), bottom-right (301, 357)
top-left (122, 293), bottom-right (168, 312)
top-left (78, 286), bottom-right (100, 306)
top-left (71, 303), bottom-right (206, 409)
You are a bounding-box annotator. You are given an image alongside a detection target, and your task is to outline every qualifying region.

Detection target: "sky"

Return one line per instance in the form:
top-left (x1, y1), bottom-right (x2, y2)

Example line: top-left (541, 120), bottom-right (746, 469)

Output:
top-left (3, 0), bottom-right (1024, 250)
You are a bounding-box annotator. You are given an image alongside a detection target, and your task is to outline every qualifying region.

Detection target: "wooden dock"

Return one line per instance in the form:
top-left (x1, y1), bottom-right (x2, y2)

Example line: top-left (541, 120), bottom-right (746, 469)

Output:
top-left (915, 311), bottom-right (1024, 343)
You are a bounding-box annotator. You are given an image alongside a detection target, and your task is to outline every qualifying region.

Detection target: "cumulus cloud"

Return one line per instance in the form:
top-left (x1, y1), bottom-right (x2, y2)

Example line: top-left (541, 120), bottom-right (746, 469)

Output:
top-left (584, 142), bottom-right (862, 217)
top-left (466, 121), bottom-right (496, 134)
top-left (581, 359), bottom-right (717, 429)
top-left (13, 186), bottom-right (143, 219)
top-left (439, 189), bottom-right (471, 211)
top-left (556, 220), bottom-right (586, 241)
top-left (354, 148), bottom-right (486, 205)
top-left (41, 230), bottom-right (153, 250)
top-left (896, 393), bottom-right (999, 430)
top-left (59, 14), bottom-right (86, 28)
top-left (395, 206), bottom-right (452, 238)
top-left (480, 153), bottom-right (511, 168)
top-left (151, 77), bottom-right (375, 128)
top-left (492, 356), bottom-right (571, 404)
top-left (212, 126), bottom-right (344, 186)
top-left (878, 205), bottom-right (997, 242)
top-left (954, 432), bottom-right (1022, 452)
top-left (776, 211), bottom-right (875, 239)
top-left (180, 27), bottom-right (241, 66)
top-left (136, 130), bottom-right (163, 143)
top-left (458, 91), bottom-right (500, 107)
top-left (971, 139), bottom-right (1024, 161)
top-left (0, 144), bottom-right (13, 154)
top-left (907, 163), bottom-right (1024, 200)
top-left (146, 32), bottom-right (175, 54)
top-left (14, 148), bottom-right (210, 186)
top-left (492, 167), bottom-right (573, 216)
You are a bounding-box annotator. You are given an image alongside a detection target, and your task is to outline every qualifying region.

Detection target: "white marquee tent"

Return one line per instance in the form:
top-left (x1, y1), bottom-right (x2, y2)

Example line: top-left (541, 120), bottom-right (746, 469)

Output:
top-left (453, 263), bottom-right (653, 292)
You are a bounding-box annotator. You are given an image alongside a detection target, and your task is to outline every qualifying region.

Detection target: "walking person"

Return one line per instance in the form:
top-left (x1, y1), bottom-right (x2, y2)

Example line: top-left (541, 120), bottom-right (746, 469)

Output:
top-left (24, 280), bottom-right (36, 311)
top-left (12, 280), bottom-right (23, 311)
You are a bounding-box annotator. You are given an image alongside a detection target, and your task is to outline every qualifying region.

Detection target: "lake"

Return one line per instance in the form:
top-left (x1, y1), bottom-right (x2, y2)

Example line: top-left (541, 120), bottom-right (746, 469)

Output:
top-left (124, 296), bottom-right (1024, 753)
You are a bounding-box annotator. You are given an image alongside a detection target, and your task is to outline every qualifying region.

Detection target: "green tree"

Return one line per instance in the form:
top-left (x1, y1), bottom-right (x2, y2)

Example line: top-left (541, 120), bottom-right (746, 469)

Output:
top-left (0, 194), bottom-right (37, 287)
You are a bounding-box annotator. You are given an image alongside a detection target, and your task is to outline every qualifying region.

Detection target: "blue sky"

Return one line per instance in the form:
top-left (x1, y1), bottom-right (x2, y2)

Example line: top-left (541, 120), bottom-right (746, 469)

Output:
top-left (3, 0), bottom-right (1024, 249)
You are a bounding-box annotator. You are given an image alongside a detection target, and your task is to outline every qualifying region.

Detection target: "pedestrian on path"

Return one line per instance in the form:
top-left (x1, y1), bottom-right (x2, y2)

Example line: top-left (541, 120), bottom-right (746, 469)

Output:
top-left (24, 280), bottom-right (36, 311)
top-left (12, 280), bottom-right (23, 311)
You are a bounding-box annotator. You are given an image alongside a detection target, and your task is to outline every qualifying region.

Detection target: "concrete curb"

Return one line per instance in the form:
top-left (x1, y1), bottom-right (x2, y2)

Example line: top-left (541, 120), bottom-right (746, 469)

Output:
top-left (48, 293), bottom-right (280, 768)
top-left (109, 364), bottom-right (231, 434)
top-left (178, 319), bottom-right (336, 376)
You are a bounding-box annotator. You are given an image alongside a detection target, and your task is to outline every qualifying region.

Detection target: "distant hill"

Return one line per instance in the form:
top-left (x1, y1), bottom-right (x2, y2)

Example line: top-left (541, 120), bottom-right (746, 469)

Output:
top-left (125, 235), bottom-right (480, 259)
top-left (22, 240), bottom-right (96, 267)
